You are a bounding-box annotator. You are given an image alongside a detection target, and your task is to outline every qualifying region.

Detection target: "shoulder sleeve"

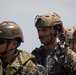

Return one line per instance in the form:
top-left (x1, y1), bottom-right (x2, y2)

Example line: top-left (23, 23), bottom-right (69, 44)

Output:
top-left (20, 50), bottom-right (45, 75)
top-left (67, 49), bottom-right (76, 72)
top-left (31, 48), bottom-right (39, 54)
top-left (25, 60), bottom-right (45, 75)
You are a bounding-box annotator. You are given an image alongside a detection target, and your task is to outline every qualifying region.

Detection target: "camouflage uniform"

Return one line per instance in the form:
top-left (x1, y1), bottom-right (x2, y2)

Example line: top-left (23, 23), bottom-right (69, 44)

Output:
top-left (32, 44), bottom-right (76, 75)
top-left (0, 21), bottom-right (45, 75)
top-left (32, 13), bottom-right (76, 75)
top-left (2, 50), bottom-right (45, 75)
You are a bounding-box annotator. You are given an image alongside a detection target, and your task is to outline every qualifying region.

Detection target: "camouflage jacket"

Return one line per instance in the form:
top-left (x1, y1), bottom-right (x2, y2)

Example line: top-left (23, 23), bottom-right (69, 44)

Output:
top-left (2, 50), bottom-right (45, 75)
top-left (31, 43), bottom-right (76, 75)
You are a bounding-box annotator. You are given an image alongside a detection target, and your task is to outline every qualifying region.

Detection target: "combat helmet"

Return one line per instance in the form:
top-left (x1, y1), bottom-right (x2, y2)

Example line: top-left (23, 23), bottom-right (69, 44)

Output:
top-left (0, 21), bottom-right (24, 43)
top-left (34, 13), bottom-right (64, 34)
top-left (65, 26), bottom-right (76, 40)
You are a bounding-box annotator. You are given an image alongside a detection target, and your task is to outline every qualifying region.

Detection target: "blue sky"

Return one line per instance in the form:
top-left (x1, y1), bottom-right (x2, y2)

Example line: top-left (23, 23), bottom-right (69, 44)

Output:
top-left (0, 0), bottom-right (76, 52)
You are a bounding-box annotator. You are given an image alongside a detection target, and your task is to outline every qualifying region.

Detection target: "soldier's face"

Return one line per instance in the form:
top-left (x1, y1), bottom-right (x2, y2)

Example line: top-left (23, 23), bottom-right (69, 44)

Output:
top-left (0, 39), bottom-right (17, 56)
top-left (6, 39), bottom-right (18, 51)
top-left (0, 39), bottom-right (7, 53)
top-left (37, 27), bottom-right (54, 45)
top-left (69, 40), bottom-right (76, 53)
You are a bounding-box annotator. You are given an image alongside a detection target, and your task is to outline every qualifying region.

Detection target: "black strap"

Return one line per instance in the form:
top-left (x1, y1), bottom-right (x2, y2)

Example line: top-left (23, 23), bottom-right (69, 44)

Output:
top-left (13, 54), bottom-right (32, 75)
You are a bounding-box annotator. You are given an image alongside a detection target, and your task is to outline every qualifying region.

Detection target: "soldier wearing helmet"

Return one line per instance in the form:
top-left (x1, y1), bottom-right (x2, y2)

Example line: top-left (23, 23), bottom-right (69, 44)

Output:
top-left (65, 26), bottom-right (76, 53)
top-left (0, 21), bottom-right (45, 75)
top-left (59, 26), bottom-right (76, 53)
top-left (31, 13), bottom-right (76, 75)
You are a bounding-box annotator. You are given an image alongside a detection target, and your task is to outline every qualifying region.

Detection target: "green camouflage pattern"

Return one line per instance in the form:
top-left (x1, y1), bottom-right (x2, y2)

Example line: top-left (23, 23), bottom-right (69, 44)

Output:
top-left (3, 50), bottom-right (41, 75)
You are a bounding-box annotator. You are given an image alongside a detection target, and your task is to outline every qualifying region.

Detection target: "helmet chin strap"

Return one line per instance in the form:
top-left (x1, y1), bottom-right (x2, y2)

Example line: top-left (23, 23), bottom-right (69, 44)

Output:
top-left (39, 33), bottom-right (51, 39)
top-left (50, 26), bottom-right (57, 43)
top-left (39, 33), bottom-right (53, 45)
top-left (0, 48), bottom-right (16, 58)
top-left (39, 27), bottom-right (57, 45)
top-left (0, 40), bottom-right (18, 58)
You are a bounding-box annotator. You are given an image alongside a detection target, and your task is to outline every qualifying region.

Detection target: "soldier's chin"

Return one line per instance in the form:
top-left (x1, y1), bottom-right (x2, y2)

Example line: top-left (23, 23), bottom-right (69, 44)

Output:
top-left (40, 41), bottom-right (48, 45)
top-left (40, 40), bottom-right (45, 43)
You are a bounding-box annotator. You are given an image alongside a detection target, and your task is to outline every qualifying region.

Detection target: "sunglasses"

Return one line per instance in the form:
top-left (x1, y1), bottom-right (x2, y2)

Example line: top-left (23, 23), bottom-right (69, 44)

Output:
top-left (0, 39), bottom-right (7, 45)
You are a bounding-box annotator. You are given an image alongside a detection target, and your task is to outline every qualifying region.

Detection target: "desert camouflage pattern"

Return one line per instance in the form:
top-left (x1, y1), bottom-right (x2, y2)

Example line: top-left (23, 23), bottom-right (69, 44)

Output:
top-left (3, 50), bottom-right (45, 75)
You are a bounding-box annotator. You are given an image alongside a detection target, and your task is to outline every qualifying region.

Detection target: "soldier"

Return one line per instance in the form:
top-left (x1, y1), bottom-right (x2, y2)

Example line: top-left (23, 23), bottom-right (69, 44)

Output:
top-left (0, 21), bottom-right (45, 75)
top-left (31, 13), bottom-right (76, 75)
top-left (59, 26), bottom-right (76, 53)
top-left (65, 26), bottom-right (76, 53)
